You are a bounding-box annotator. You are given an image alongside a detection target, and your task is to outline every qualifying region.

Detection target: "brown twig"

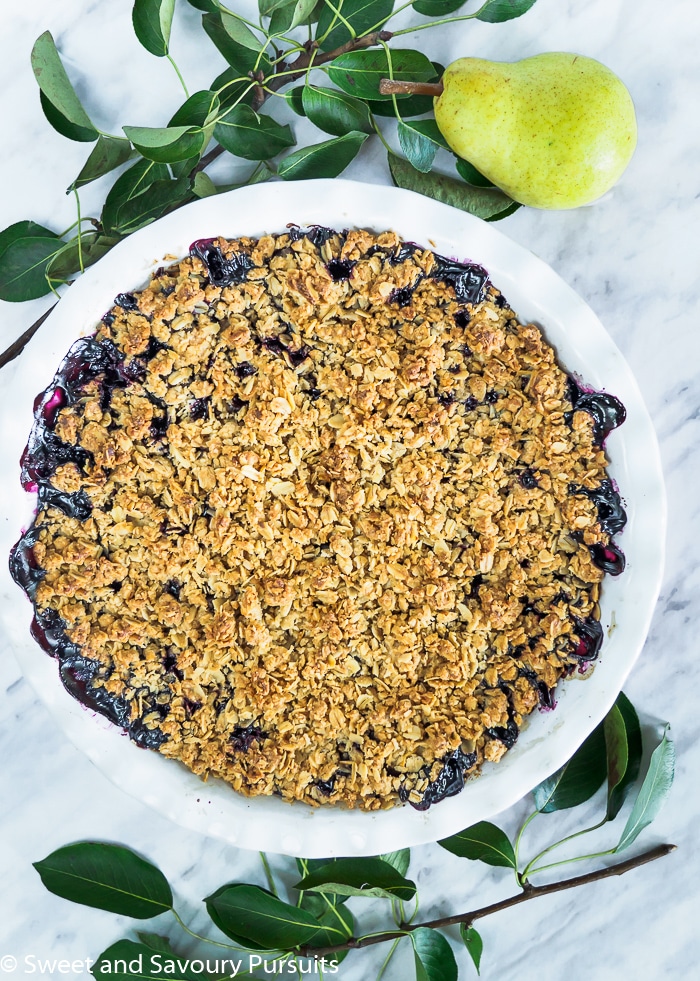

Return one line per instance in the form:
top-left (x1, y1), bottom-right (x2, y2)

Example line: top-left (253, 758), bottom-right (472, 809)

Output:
top-left (378, 79), bottom-right (443, 96)
top-left (297, 843), bottom-right (676, 958)
top-left (0, 304), bottom-right (56, 370)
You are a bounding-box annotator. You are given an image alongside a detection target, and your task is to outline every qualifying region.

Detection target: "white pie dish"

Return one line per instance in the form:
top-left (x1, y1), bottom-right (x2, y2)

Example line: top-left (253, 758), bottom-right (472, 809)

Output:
top-left (0, 179), bottom-right (665, 857)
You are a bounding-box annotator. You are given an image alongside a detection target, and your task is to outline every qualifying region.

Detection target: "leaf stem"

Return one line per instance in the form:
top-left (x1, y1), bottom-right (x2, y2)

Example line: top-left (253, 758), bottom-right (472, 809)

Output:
top-left (520, 816), bottom-right (609, 882)
top-left (167, 54), bottom-right (190, 98)
top-left (260, 852), bottom-right (279, 898)
top-left (73, 189), bottom-right (84, 274)
top-left (296, 844), bottom-right (676, 958)
top-left (513, 810), bottom-right (538, 872)
top-left (375, 937), bottom-right (402, 981)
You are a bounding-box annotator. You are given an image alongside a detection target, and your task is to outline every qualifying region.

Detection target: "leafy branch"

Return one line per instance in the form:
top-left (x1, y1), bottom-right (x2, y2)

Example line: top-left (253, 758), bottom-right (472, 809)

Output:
top-left (33, 692), bottom-right (676, 980)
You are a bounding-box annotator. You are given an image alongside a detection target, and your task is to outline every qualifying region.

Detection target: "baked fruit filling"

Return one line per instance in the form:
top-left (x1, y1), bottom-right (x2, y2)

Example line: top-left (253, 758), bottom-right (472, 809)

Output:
top-left (10, 227), bottom-right (626, 810)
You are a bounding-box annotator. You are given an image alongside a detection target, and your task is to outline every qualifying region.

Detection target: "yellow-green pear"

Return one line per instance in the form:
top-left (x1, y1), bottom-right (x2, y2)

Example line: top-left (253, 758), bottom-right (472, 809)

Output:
top-left (434, 53), bottom-right (637, 209)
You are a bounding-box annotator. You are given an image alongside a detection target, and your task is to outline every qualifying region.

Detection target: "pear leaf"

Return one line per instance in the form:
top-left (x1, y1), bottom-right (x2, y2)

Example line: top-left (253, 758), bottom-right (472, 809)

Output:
top-left (214, 105), bottom-right (295, 161)
top-left (278, 133), bottom-right (367, 180)
top-left (455, 157), bottom-right (495, 188)
top-left (269, 0), bottom-right (318, 34)
top-left (460, 925), bottom-right (483, 975)
top-left (413, 1), bottom-right (468, 13)
top-left (615, 725), bottom-right (675, 852)
top-left (388, 154), bottom-right (516, 219)
top-left (301, 85), bottom-right (373, 136)
top-left (31, 32), bottom-right (98, 141)
top-left (477, 0), bottom-right (540, 24)
top-left (316, 0), bottom-right (394, 52)
top-left (132, 0), bottom-right (176, 57)
top-left (69, 136), bottom-right (135, 191)
top-left (411, 927), bottom-right (459, 981)
top-left (328, 49), bottom-right (435, 101)
top-left (398, 122), bottom-right (438, 173)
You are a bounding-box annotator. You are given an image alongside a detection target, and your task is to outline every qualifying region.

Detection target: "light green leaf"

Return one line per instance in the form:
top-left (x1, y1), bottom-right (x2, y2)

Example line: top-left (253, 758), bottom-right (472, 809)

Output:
top-left (438, 821), bottom-right (516, 869)
top-left (316, 0), bottom-right (395, 52)
top-left (477, 0), bottom-right (540, 23)
top-left (388, 154), bottom-right (517, 219)
top-left (214, 105), bottom-right (295, 160)
top-left (33, 843), bottom-right (172, 919)
top-left (460, 925), bottom-right (483, 975)
top-left (202, 11), bottom-right (271, 76)
top-left (604, 704), bottom-right (628, 821)
top-left (616, 725), bottom-right (674, 852)
top-left (69, 136), bottom-right (134, 191)
top-left (31, 31), bottom-right (98, 140)
top-left (278, 132), bottom-right (367, 180)
top-left (192, 172), bottom-right (218, 198)
top-left (205, 883), bottom-right (320, 949)
top-left (132, 0), bottom-right (176, 57)
top-left (328, 48), bottom-right (435, 101)
top-left (269, 0), bottom-right (318, 33)
top-left (379, 849), bottom-right (411, 877)
top-left (302, 85), bottom-right (373, 136)
top-left (607, 692), bottom-right (643, 821)
top-left (398, 121), bottom-right (438, 173)
top-left (123, 125), bottom-right (204, 163)
top-left (295, 857), bottom-right (416, 901)
top-left (412, 927), bottom-right (458, 981)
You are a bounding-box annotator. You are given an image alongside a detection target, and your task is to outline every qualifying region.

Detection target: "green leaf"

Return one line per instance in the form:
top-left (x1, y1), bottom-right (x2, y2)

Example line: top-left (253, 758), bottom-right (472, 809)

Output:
top-left (438, 821), bottom-right (516, 869)
top-left (460, 925), bottom-right (483, 975)
top-left (39, 91), bottom-right (97, 143)
top-left (398, 121), bottom-right (438, 173)
top-left (304, 903), bottom-right (354, 962)
top-left (302, 85), bottom-right (373, 136)
top-left (214, 105), bottom-right (295, 161)
top-left (33, 842), bottom-right (172, 919)
top-left (484, 200), bottom-right (521, 221)
top-left (186, 0), bottom-right (217, 10)
top-left (102, 159), bottom-right (170, 232)
top-left (367, 61), bottom-right (444, 117)
top-left (93, 940), bottom-right (199, 980)
top-left (0, 235), bottom-right (64, 301)
top-left (616, 725), bottom-right (674, 852)
top-left (278, 132), bottom-right (367, 179)
top-left (169, 90), bottom-right (220, 127)
top-left (132, 0), bottom-right (175, 57)
top-left (608, 692), bottom-right (643, 821)
top-left (328, 48), bottom-right (435, 101)
top-left (210, 68), bottom-right (257, 111)
top-left (205, 883), bottom-right (320, 949)
top-left (405, 118), bottom-right (450, 149)
top-left (604, 703), bottom-right (628, 821)
top-left (122, 125), bottom-right (204, 163)
top-left (455, 157), bottom-right (495, 188)
top-left (412, 927), bottom-right (458, 981)
top-left (295, 857), bottom-right (416, 901)
top-left (388, 154), bottom-right (516, 219)
top-left (269, 0), bottom-right (319, 33)
top-left (192, 173), bottom-right (218, 198)
top-left (111, 178), bottom-right (191, 235)
top-left (413, 0), bottom-right (468, 13)
top-left (135, 932), bottom-right (177, 954)
top-left (202, 11), bottom-right (271, 75)
top-left (533, 720), bottom-right (607, 813)
top-left (285, 86), bottom-right (307, 116)
top-left (46, 231), bottom-right (120, 281)
top-left (69, 136), bottom-right (134, 191)
top-left (295, 858), bottom-right (349, 908)
top-left (31, 31), bottom-right (98, 140)
top-left (0, 220), bottom-right (58, 255)
top-left (379, 849), bottom-right (411, 877)
top-left (316, 0), bottom-right (395, 52)
top-left (477, 0), bottom-right (539, 23)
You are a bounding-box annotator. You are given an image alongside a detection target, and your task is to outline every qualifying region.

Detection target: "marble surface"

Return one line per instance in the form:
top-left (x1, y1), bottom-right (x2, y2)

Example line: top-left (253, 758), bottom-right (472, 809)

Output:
top-left (0, 1), bottom-right (698, 978)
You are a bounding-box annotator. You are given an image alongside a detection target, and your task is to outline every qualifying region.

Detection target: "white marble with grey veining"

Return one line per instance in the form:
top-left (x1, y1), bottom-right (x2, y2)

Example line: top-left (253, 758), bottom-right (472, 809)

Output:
top-left (1, 1), bottom-right (699, 978)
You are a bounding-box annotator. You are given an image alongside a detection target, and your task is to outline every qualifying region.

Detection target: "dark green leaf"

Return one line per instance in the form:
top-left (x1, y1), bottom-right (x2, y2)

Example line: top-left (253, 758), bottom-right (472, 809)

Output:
top-left (398, 122), bottom-right (438, 173)
top-left (285, 86), bottom-right (306, 116)
top-left (533, 720), bottom-right (607, 813)
top-left (295, 856), bottom-right (416, 900)
top-left (31, 31), bottom-right (98, 140)
top-left (0, 236), bottom-right (64, 301)
top-left (438, 821), bottom-right (516, 869)
top-left (302, 85), bottom-right (373, 136)
top-left (367, 61), bottom-right (444, 116)
top-left (122, 125), bottom-right (204, 163)
top-left (169, 90), bottom-right (220, 127)
top-left (455, 157), bottom-right (495, 188)
top-left (33, 843), bottom-right (172, 918)
top-left (211, 68), bottom-right (257, 112)
top-left (405, 118), bottom-right (450, 149)
top-left (110, 178), bottom-right (191, 235)
top-left (484, 200), bottom-right (521, 221)
top-left (412, 927), bottom-right (458, 981)
top-left (101, 159), bottom-right (181, 233)
top-left (135, 932), bottom-right (176, 954)
top-left (316, 0), bottom-right (394, 52)
top-left (186, 0), bottom-right (217, 10)
top-left (304, 903), bottom-right (354, 962)
top-left (214, 105), bottom-right (295, 160)
top-left (413, 0), bottom-right (468, 13)
top-left (69, 136), bottom-right (134, 191)
top-left (477, 0), bottom-right (539, 23)
top-left (269, 0), bottom-right (319, 34)
top-left (460, 925), bottom-right (483, 975)
top-left (278, 132), bottom-right (367, 179)
top-left (202, 11), bottom-right (271, 75)
top-left (388, 154), bottom-right (516, 219)
top-left (0, 220), bottom-right (58, 256)
top-left (379, 849), bottom-right (411, 877)
top-left (328, 48), bottom-right (435, 101)
top-left (205, 883), bottom-right (320, 949)
top-left (608, 692), bottom-right (643, 820)
top-left (132, 0), bottom-right (175, 57)
top-left (259, 0), bottom-right (294, 14)
top-left (39, 92), bottom-right (97, 143)
top-left (213, 163), bottom-right (276, 194)
top-left (45, 231), bottom-right (119, 281)
top-left (605, 704), bottom-right (628, 821)
top-left (296, 858), bottom-right (349, 908)
top-left (616, 725), bottom-right (674, 852)
top-left (93, 940), bottom-right (199, 980)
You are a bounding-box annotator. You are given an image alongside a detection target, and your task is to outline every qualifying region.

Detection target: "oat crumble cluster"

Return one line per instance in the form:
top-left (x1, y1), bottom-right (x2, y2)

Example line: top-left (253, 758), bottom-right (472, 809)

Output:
top-left (12, 227), bottom-right (627, 810)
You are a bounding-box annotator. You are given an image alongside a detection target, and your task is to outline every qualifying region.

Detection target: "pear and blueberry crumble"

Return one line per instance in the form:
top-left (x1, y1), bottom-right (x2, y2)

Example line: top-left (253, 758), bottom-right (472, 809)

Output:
top-left (10, 227), bottom-right (626, 810)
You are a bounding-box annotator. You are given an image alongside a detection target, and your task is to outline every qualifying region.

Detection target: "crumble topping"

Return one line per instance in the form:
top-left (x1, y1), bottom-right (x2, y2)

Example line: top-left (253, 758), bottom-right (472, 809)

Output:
top-left (13, 227), bottom-right (625, 810)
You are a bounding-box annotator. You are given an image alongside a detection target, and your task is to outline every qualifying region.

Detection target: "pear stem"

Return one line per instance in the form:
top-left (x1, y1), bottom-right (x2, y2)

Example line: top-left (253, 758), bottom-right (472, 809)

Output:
top-left (378, 79), bottom-right (444, 96)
